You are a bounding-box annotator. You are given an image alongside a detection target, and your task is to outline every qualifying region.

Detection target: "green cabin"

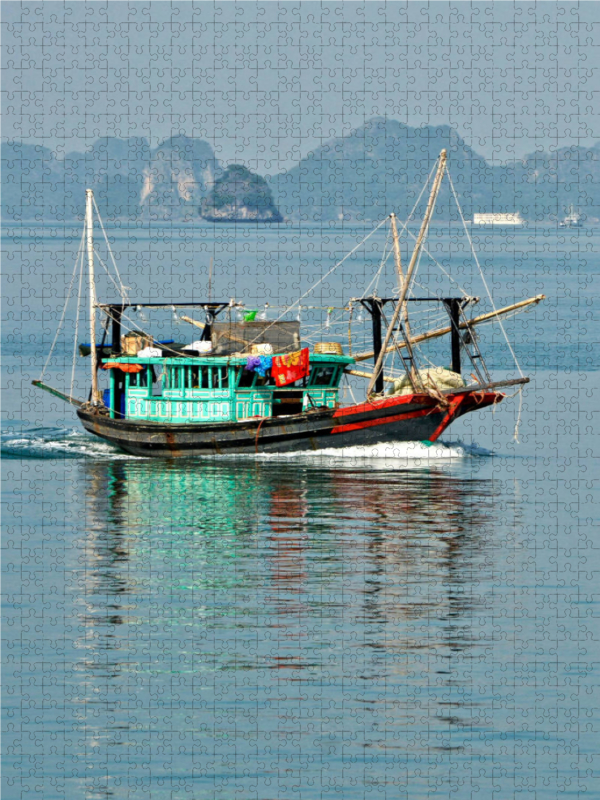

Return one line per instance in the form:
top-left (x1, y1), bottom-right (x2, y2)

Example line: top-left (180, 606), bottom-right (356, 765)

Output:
top-left (104, 353), bottom-right (354, 424)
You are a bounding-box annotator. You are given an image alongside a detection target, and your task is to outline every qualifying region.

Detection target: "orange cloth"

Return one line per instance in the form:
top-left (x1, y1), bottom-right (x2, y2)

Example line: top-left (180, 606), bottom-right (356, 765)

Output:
top-left (272, 348), bottom-right (310, 387)
top-left (102, 363), bottom-right (144, 373)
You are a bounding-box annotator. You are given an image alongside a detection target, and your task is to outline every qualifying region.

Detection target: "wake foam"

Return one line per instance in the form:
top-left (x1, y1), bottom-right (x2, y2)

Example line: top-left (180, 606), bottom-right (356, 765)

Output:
top-left (254, 439), bottom-right (492, 466)
top-left (0, 427), bottom-right (132, 460)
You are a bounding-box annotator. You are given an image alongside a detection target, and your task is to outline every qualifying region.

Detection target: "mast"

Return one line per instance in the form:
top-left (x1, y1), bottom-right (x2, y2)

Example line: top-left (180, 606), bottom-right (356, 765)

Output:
top-left (367, 149), bottom-right (448, 396)
top-left (86, 189), bottom-right (101, 405)
top-left (390, 213), bottom-right (411, 340)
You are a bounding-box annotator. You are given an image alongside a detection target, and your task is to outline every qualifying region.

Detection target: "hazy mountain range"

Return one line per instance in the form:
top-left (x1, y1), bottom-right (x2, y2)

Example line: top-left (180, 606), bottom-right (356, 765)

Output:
top-left (3, 119), bottom-right (600, 223)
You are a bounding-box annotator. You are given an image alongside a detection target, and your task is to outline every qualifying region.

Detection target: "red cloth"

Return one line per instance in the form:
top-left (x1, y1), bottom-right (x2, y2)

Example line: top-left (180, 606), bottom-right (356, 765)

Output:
top-left (272, 348), bottom-right (310, 387)
top-left (102, 363), bottom-right (143, 373)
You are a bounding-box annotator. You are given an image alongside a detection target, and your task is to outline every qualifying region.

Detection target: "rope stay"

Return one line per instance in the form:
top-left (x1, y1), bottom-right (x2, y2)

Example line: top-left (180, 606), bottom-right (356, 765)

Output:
top-left (245, 215), bottom-right (391, 348)
top-left (41, 196), bottom-right (132, 397)
top-left (39, 225), bottom-right (86, 383)
top-left (70, 237), bottom-right (86, 400)
top-left (91, 194), bottom-right (129, 304)
top-left (446, 168), bottom-right (525, 379)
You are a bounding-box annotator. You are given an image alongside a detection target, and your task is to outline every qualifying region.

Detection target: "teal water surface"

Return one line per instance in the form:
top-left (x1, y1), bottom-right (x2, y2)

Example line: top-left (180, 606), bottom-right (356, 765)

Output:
top-left (2, 222), bottom-right (599, 799)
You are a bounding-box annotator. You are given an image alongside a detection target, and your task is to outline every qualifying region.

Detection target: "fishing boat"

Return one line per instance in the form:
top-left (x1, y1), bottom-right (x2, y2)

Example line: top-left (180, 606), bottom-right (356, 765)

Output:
top-left (559, 205), bottom-right (583, 228)
top-left (34, 150), bottom-right (544, 457)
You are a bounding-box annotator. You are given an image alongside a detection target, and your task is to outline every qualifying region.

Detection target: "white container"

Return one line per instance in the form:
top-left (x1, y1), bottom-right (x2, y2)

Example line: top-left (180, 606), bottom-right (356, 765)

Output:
top-left (184, 340), bottom-right (212, 353)
top-left (251, 343), bottom-right (273, 355)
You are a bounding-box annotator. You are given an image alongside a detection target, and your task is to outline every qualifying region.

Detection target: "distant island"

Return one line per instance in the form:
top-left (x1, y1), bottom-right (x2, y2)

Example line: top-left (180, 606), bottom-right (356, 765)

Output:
top-left (2, 120), bottom-right (599, 223)
top-left (200, 164), bottom-right (283, 222)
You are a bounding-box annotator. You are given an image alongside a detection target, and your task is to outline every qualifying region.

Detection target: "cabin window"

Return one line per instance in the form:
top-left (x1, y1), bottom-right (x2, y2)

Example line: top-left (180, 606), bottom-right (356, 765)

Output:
top-left (309, 366), bottom-right (337, 387)
top-left (238, 368), bottom-right (255, 388)
top-left (278, 375), bottom-right (307, 389)
top-left (200, 366), bottom-right (212, 389)
top-left (129, 366), bottom-right (150, 388)
top-left (167, 366), bottom-right (184, 390)
top-left (188, 366), bottom-right (200, 388)
top-left (151, 366), bottom-right (163, 396)
top-left (213, 367), bottom-right (229, 390)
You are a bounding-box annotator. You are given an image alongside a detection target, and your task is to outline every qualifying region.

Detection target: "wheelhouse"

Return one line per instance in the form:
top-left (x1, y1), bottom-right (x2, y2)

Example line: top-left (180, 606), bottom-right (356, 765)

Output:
top-left (103, 353), bottom-right (354, 424)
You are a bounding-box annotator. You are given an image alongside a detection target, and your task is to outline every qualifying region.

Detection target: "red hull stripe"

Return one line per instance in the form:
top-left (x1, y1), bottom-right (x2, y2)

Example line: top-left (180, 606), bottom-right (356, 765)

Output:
top-left (332, 391), bottom-right (502, 439)
top-left (426, 392), bottom-right (502, 442)
top-left (427, 397), bottom-right (464, 442)
top-left (332, 406), bottom-right (435, 435)
top-left (333, 393), bottom-right (433, 418)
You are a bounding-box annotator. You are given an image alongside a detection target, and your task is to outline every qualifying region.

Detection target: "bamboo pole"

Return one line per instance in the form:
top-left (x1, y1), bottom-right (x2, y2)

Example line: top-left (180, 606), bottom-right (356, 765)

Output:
top-left (346, 368), bottom-right (397, 384)
top-left (353, 294), bottom-right (546, 363)
top-left (180, 315), bottom-right (206, 330)
top-left (390, 212), bottom-right (411, 340)
top-left (367, 150), bottom-right (448, 396)
top-left (32, 380), bottom-right (84, 407)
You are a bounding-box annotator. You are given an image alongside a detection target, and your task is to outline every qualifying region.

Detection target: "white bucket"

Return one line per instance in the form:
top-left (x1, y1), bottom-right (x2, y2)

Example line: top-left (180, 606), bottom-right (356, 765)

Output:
top-left (184, 340), bottom-right (212, 353)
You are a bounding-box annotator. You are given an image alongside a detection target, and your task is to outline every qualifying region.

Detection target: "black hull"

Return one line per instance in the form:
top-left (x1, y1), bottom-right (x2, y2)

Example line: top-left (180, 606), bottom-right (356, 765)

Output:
top-left (77, 391), bottom-right (498, 458)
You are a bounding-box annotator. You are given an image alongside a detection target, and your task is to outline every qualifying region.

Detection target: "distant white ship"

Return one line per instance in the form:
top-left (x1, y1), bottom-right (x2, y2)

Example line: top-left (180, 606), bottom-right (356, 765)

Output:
top-left (559, 205), bottom-right (583, 228)
top-left (472, 212), bottom-right (524, 228)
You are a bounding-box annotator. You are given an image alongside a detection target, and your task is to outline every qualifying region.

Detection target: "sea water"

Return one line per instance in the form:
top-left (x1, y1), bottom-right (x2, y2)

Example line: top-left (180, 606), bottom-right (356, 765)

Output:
top-left (2, 222), bottom-right (598, 799)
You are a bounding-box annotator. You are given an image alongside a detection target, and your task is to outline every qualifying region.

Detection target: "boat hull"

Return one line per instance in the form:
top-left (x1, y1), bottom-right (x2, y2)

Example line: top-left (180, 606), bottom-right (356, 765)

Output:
top-left (77, 390), bottom-right (502, 458)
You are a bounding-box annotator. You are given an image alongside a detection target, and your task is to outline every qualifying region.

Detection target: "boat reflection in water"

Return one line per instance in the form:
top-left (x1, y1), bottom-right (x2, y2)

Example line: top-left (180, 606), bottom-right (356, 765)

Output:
top-left (75, 455), bottom-right (504, 798)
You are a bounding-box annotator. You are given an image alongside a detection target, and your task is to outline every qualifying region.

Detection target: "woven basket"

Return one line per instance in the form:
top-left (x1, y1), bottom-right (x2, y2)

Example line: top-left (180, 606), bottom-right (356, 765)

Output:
top-left (121, 332), bottom-right (152, 355)
top-left (250, 343), bottom-right (274, 355)
top-left (314, 342), bottom-right (343, 355)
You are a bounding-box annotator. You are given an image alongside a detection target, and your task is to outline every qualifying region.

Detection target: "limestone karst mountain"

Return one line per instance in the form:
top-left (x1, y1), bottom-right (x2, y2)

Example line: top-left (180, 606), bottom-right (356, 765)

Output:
top-left (268, 118), bottom-right (600, 222)
top-left (200, 164), bottom-right (283, 222)
top-left (2, 135), bottom-right (219, 222)
top-left (2, 122), bottom-right (599, 222)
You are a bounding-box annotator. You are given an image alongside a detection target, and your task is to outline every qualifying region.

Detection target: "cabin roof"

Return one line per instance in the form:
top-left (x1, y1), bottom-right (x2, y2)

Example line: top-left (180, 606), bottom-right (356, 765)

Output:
top-left (101, 353), bottom-right (355, 366)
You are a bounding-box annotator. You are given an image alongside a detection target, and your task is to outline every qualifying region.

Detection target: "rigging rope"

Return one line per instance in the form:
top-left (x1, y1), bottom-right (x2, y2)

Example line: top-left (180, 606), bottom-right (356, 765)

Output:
top-left (70, 240), bottom-right (86, 399)
top-left (246, 215), bottom-right (390, 347)
top-left (39, 226), bottom-right (86, 383)
top-left (446, 169), bottom-right (525, 380)
top-left (92, 195), bottom-right (129, 303)
top-left (94, 247), bottom-right (130, 299)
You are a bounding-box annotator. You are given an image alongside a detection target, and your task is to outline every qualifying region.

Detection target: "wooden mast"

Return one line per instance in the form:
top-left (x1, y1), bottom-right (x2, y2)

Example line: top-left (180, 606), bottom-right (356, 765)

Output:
top-left (86, 189), bottom-right (101, 405)
top-left (389, 212), bottom-right (411, 340)
top-left (208, 256), bottom-right (214, 302)
top-left (367, 149), bottom-right (448, 396)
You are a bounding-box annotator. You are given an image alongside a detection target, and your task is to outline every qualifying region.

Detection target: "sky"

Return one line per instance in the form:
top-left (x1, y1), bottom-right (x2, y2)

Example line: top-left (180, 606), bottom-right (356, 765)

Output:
top-left (2, 1), bottom-right (599, 173)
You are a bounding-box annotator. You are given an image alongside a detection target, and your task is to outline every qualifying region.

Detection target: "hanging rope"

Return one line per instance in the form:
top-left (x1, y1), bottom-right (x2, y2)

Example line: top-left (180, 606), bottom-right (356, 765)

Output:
top-left (446, 169), bottom-right (525, 380)
top-left (246, 216), bottom-right (391, 348)
top-left (70, 239), bottom-right (86, 399)
top-left (39, 226), bottom-right (86, 382)
top-left (93, 247), bottom-right (132, 300)
top-left (92, 195), bottom-right (129, 303)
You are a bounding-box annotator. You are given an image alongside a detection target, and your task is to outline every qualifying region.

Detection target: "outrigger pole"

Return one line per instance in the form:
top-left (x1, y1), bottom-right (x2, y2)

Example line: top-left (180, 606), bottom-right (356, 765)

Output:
top-left (367, 149), bottom-right (448, 396)
top-left (86, 189), bottom-right (101, 405)
top-left (353, 294), bottom-right (546, 364)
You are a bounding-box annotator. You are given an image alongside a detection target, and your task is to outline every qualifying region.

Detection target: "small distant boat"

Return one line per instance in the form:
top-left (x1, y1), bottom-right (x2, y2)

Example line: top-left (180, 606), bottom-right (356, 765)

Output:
top-left (34, 151), bottom-right (544, 458)
top-left (559, 205), bottom-right (583, 228)
top-left (472, 212), bottom-right (524, 228)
